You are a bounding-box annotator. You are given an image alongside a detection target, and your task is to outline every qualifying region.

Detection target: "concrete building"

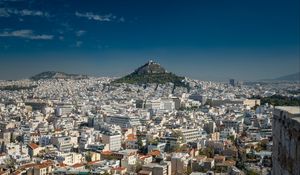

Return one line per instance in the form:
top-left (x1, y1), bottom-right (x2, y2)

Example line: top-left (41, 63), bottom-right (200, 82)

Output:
top-left (55, 103), bottom-right (73, 117)
top-left (171, 153), bottom-right (191, 175)
top-left (180, 129), bottom-right (201, 143)
top-left (204, 121), bottom-right (216, 134)
top-left (108, 115), bottom-right (141, 129)
top-left (160, 98), bottom-right (175, 111)
top-left (148, 143), bottom-right (166, 153)
top-left (33, 161), bottom-right (54, 175)
top-left (51, 136), bottom-right (73, 152)
top-left (229, 79), bottom-right (235, 87)
top-left (39, 135), bottom-right (52, 146)
top-left (0, 131), bottom-right (11, 145)
top-left (58, 152), bottom-right (83, 165)
top-left (272, 106), bottom-right (300, 175)
top-left (189, 94), bottom-right (207, 105)
top-left (142, 161), bottom-right (171, 175)
top-left (243, 99), bottom-right (260, 108)
top-left (102, 132), bottom-right (122, 151)
top-left (222, 120), bottom-right (243, 134)
top-left (171, 97), bottom-right (181, 110)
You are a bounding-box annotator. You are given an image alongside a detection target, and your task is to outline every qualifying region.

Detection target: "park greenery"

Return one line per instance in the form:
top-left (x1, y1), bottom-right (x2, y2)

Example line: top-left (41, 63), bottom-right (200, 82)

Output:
top-left (252, 95), bottom-right (300, 106)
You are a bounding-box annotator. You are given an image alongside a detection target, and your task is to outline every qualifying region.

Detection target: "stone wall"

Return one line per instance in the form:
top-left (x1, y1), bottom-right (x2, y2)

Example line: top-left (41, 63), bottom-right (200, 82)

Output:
top-left (272, 107), bottom-right (300, 175)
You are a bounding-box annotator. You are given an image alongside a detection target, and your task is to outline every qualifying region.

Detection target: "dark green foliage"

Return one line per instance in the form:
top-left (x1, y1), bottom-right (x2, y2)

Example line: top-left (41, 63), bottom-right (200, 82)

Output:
top-left (85, 152), bottom-right (92, 162)
top-left (252, 95), bottom-right (300, 106)
top-left (199, 147), bottom-right (215, 158)
top-left (112, 61), bottom-right (190, 89)
top-left (246, 169), bottom-right (259, 175)
top-left (113, 72), bottom-right (188, 88)
top-left (227, 135), bottom-right (235, 142)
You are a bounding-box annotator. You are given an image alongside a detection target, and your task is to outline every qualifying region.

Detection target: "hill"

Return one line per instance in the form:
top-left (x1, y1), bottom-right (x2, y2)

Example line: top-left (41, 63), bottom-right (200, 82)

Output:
top-left (274, 72), bottom-right (300, 81)
top-left (112, 60), bottom-right (188, 87)
top-left (30, 71), bottom-right (88, 81)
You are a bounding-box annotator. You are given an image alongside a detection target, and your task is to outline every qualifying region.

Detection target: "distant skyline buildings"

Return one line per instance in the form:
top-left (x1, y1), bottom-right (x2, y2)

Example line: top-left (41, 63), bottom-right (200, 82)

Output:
top-left (0, 0), bottom-right (299, 81)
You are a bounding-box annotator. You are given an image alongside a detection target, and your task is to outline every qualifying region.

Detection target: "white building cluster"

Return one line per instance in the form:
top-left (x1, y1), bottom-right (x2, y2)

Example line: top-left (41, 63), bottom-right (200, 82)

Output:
top-left (0, 77), bottom-right (297, 175)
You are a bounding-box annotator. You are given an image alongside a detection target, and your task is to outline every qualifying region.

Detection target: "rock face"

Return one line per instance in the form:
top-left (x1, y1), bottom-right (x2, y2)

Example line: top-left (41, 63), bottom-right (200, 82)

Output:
top-left (272, 106), bottom-right (300, 175)
top-left (31, 71), bottom-right (88, 80)
top-left (113, 60), bottom-right (188, 87)
top-left (133, 60), bottom-right (166, 75)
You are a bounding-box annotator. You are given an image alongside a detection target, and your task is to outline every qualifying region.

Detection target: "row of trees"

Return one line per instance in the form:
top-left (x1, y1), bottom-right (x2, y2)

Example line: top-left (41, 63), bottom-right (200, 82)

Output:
top-left (252, 95), bottom-right (300, 106)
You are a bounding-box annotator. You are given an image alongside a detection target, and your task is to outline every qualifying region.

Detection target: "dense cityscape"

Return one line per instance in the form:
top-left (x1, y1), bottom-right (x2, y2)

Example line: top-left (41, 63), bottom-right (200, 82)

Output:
top-left (1, 0), bottom-right (299, 175)
top-left (0, 61), bottom-right (299, 175)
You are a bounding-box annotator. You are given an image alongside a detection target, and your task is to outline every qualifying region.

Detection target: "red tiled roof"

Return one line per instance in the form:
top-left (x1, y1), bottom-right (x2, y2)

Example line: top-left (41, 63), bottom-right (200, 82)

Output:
top-left (34, 160), bottom-right (53, 169)
top-left (149, 150), bottom-right (160, 156)
top-left (101, 151), bottom-right (112, 155)
top-left (139, 155), bottom-right (152, 160)
top-left (28, 143), bottom-right (39, 149)
top-left (20, 163), bottom-right (37, 169)
top-left (87, 160), bottom-right (101, 165)
top-left (72, 163), bottom-right (85, 168)
top-left (127, 134), bottom-right (137, 141)
top-left (54, 128), bottom-right (63, 132)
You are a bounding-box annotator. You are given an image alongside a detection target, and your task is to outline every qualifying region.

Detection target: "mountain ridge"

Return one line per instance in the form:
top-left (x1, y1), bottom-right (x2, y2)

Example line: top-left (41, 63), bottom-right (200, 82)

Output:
top-left (30, 71), bottom-right (89, 80)
top-left (274, 72), bottom-right (300, 81)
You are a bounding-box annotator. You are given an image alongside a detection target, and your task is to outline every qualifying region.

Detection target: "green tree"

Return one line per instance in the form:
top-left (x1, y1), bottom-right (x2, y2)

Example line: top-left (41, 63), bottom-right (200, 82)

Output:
top-left (85, 151), bottom-right (92, 162)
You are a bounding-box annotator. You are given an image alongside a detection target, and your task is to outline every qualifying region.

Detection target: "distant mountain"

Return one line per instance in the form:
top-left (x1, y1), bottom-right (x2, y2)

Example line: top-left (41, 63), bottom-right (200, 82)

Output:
top-left (113, 60), bottom-right (188, 87)
top-left (31, 71), bottom-right (88, 80)
top-left (274, 72), bottom-right (300, 81)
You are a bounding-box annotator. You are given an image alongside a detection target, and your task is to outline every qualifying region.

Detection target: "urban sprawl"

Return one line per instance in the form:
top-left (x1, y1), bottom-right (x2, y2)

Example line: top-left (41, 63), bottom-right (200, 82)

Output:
top-left (0, 62), bottom-right (299, 175)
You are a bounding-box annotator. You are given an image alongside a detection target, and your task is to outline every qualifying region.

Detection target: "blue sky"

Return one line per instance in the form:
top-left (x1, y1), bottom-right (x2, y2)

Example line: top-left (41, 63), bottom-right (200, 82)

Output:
top-left (0, 0), bottom-right (299, 81)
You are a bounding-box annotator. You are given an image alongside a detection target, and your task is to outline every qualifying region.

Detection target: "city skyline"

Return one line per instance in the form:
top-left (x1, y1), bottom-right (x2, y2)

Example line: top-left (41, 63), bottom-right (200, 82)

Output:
top-left (0, 0), bottom-right (299, 81)
top-left (0, 1), bottom-right (299, 174)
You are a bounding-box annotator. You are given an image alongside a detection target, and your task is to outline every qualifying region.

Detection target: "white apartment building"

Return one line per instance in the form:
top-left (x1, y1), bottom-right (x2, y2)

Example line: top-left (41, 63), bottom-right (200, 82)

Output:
top-left (57, 152), bottom-right (83, 165)
top-left (180, 128), bottom-right (201, 143)
top-left (108, 115), bottom-right (141, 128)
top-left (102, 132), bottom-right (122, 151)
top-left (51, 136), bottom-right (73, 152)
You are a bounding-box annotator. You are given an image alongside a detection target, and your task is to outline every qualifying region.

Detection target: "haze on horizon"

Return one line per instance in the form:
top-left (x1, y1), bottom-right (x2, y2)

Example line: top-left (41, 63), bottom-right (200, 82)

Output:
top-left (0, 0), bottom-right (299, 81)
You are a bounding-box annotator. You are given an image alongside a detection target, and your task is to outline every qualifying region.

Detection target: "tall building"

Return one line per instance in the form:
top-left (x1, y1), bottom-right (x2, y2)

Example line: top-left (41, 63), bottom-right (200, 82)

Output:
top-left (272, 106), bottom-right (300, 175)
top-left (171, 97), bottom-right (181, 110)
top-left (229, 79), bottom-right (235, 87)
top-left (204, 121), bottom-right (216, 134)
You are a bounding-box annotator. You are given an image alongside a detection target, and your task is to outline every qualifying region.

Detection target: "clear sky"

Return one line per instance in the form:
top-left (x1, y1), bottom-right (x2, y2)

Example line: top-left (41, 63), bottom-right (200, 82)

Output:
top-left (0, 0), bottom-right (299, 81)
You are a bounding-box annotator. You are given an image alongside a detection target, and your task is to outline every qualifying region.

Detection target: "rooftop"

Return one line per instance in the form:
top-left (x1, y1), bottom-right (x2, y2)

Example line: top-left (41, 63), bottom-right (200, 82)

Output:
top-left (28, 143), bottom-right (39, 150)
